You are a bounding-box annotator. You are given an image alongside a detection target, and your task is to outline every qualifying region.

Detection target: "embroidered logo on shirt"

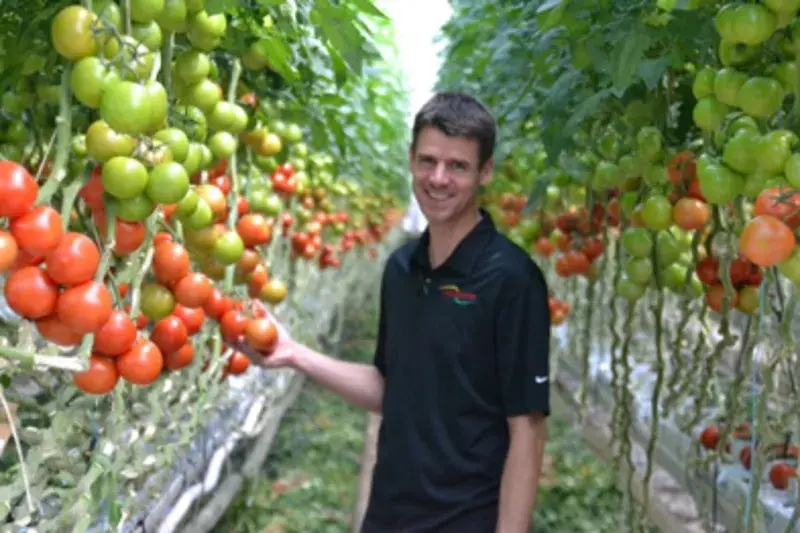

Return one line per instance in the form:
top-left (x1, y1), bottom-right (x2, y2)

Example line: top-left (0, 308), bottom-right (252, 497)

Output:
top-left (439, 284), bottom-right (477, 306)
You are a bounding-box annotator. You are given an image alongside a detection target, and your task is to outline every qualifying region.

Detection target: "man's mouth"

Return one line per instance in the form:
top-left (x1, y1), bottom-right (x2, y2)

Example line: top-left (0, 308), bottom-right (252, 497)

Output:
top-left (425, 189), bottom-right (454, 202)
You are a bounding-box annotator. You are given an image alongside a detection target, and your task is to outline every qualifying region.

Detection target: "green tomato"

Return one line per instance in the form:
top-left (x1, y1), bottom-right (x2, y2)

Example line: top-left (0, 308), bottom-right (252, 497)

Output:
top-left (641, 195), bottom-right (673, 230)
top-left (636, 127), bottom-right (662, 163)
top-left (174, 105), bottom-right (207, 142)
top-left (211, 231), bottom-right (245, 265)
top-left (731, 4), bottom-right (776, 45)
top-left (72, 134), bottom-right (88, 158)
top-left (131, 0), bottom-right (165, 24)
top-left (777, 246), bottom-right (800, 286)
top-left (693, 97), bottom-right (729, 131)
top-left (723, 129), bottom-right (760, 174)
top-left (284, 123), bottom-right (303, 144)
top-left (132, 21), bottom-right (163, 51)
top-left (206, 101), bottom-right (238, 131)
top-left (764, 0), bottom-right (800, 13)
top-left (155, 0), bottom-right (188, 32)
top-left (174, 188), bottom-right (199, 218)
top-left (693, 66), bottom-right (716, 100)
top-left (100, 81), bottom-right (153, 135)
top-left (660, 262), bottom-right (688, 292)
top-left (228, 105), bottom-right (249, 134)
top-left (624, 257), bottom-right (653, 285)
top-left (592, 161), bottom-right (620, 191)
top-left (174, 50), bottom-right (211, 85)
top-left (181, 142), bottom-right (204, 176)
top-left (117, 194), bottom-right (156, 222)
top-left (713, 68), bottom-right (747, 107)
top-left (140, 283), bottom-right (176, 320)
top-left (102, 156), bottom-right (149, 199)
top-left (772, 62), bottom-right (798, 92)
top-left (208, 131), bottom-right (237, 159)
top-left (617, 276), bottom-right (646, 301)
top-left (145, 81), bottom-right (169, 131)
top-left (146, 162), bottom-right (190, 204)
top-left (197, 144), bottom-right (214, 169)
top-left (655, 230), bottom-right (681, 267)
top-left (70, 57), bottom-right (116, 109)
top-left (755, 130), bottom-right (797, 174)
top-left (742, 170), bottom-right (771, 199)
top-left (737, 77), bottom-right (785, 118)
top-left (182, 198), bottom-right (213, 229)
top-left (697, 161), bottom-right (744, 205)
top-left (86, 119), bottom-right (137, 163)
top-left (718, 40), bottom-right (761, 67)
top-left (643, 165), bottom-right (669, 186)
top-left (51, 5), bottom-right (99, 61)
top-left (154, 128), bottom-right (190, 162)
top-left (182, 78), bottom-right (220, 114)
top-left (622, 227), bottom-right (654, 259)
top-left (188, 10), bottom-right (227, 39)
top-left (784, 154), bottom-right (800, 188)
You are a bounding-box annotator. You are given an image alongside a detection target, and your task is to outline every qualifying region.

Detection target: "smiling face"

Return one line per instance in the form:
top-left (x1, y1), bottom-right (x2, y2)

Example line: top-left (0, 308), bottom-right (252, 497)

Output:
top-left (410, 126), bottom-right (493, 227)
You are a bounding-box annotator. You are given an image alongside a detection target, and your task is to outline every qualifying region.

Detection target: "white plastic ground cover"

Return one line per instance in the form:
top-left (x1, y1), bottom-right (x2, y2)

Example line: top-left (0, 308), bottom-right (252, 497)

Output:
top-left (551, 322), bottom-right (800, 533)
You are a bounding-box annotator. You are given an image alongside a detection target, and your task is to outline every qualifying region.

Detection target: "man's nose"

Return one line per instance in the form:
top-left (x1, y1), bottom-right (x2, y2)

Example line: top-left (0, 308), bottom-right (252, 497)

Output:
top-left (429, 163), bottom-right (448, 185)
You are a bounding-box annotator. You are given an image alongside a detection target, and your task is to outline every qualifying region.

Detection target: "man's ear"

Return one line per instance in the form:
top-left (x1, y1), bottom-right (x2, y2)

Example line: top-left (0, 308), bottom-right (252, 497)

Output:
top-left (479, 157), bottom-right (494, 186)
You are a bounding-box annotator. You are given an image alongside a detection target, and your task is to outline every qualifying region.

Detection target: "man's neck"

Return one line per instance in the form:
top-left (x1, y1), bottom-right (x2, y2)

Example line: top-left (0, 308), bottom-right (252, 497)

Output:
top-left (427, 208), bottom-right (482, 269)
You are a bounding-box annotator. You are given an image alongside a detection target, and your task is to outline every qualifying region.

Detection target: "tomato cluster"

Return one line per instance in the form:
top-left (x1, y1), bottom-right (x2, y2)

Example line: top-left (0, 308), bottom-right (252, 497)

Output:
top-left (548, 294), bottom-right (570, 327)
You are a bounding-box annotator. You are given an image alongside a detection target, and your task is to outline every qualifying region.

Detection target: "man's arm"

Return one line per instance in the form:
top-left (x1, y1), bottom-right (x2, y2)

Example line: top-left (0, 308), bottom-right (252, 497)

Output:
top-left (291, 344), bottom-right (385, 413)
top-left (496, 412), bottom-right (548, 533)
top-left (494, 261), bottom-right (551, 533)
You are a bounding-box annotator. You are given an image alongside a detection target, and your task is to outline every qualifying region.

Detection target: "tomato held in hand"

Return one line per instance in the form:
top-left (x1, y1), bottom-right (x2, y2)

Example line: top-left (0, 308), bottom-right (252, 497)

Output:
top-left (72, 354), bottom-right (119, 395)
top-left (244, 317), bottom-right (279, 353)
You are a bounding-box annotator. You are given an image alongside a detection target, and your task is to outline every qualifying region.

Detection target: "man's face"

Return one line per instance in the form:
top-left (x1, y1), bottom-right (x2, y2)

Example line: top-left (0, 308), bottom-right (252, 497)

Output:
top-left (409, 126), bottom-right (492, 226)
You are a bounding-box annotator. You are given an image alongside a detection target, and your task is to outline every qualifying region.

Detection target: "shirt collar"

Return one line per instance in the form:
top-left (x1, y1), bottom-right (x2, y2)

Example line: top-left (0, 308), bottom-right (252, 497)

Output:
top-left (411, 208), bottom-right (496, 276)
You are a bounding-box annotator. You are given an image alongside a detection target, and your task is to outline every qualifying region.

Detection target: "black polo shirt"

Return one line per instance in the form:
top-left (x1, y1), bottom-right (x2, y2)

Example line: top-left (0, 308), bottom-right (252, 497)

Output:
top-left (362, 209), bottom-right (550, 533)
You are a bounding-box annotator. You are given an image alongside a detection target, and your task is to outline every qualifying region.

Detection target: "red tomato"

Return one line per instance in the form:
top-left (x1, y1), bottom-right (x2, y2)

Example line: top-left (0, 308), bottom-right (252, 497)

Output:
top-left (165, 342), bottom-right (195, 371)
top-left (0, 230), bottom-right (19, 273)
top-left (173, 272), bottom-right (213, 308)
top-left (4, 266), bottom-right (59, 319)
top-left (10, 206), bottom-right (63, 255)
top-left (172, 304), bottom-right (205, 335)
top-left (153, 241), bottom-right (190, 285)
top-left (204, 288), bottom-right (233, 321)
top-left (226, 351), bottom-right (250, 375)
top-left (0, 160), bottom-right (38, 218)
top-left (93, 309), bottom-right (137, 356)
top-left (44, 232), bottom-right (100, 286)
top-left (117, 339), bottom-right (164, 385)
top-left (36, 313), bottom-right (84, 346)
top-left (57, 280), bottom-right (113, 334)
top-left (220, 310), bottom-right (248, 341)
top-left (150, 315), bottom-right (189, 354)
top-left (72, 354), bottom-right (119, 395)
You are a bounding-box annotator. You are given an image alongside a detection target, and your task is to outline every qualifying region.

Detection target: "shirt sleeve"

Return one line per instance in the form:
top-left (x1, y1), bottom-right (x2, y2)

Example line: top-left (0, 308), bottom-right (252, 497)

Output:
top-left (373, 265), bottom-right (389, 377)
top-left (495, 262), bottom-right (551, 417)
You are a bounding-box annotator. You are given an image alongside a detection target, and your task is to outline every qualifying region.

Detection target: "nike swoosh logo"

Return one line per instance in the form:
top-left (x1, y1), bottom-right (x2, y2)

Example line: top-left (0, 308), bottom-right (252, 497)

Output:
top-left (535, 376), bottom-right (548, 384)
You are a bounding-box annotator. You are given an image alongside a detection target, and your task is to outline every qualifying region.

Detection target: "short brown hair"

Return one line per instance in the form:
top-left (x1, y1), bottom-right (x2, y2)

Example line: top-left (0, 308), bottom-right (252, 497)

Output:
top-left (411, 92), bottom-right (497, 167)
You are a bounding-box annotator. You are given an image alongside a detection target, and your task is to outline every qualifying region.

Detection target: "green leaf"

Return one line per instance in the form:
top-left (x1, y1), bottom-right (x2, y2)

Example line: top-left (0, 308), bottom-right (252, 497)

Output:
top-left (537, 0), bottom-right (563, 14)
top-left (609, 26), bottom-right (651, 94)
top-left (254, 35), bottom-right (300, 82)
top-left (348, 0), bottom-right (388, 19)
top-left (637, 56), bottom-right (671, 90)
top-left (204, 0), bottom-right (239, 14)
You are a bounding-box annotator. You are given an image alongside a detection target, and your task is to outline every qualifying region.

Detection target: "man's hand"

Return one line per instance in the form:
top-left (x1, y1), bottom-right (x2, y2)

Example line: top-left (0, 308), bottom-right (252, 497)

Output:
top-left (228, 316), bottom-right (299, 369)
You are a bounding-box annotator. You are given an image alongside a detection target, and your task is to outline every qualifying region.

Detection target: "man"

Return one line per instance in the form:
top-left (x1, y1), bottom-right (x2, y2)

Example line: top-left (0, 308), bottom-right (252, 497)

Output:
top-left (239, 92), bottom-right (551, 533)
